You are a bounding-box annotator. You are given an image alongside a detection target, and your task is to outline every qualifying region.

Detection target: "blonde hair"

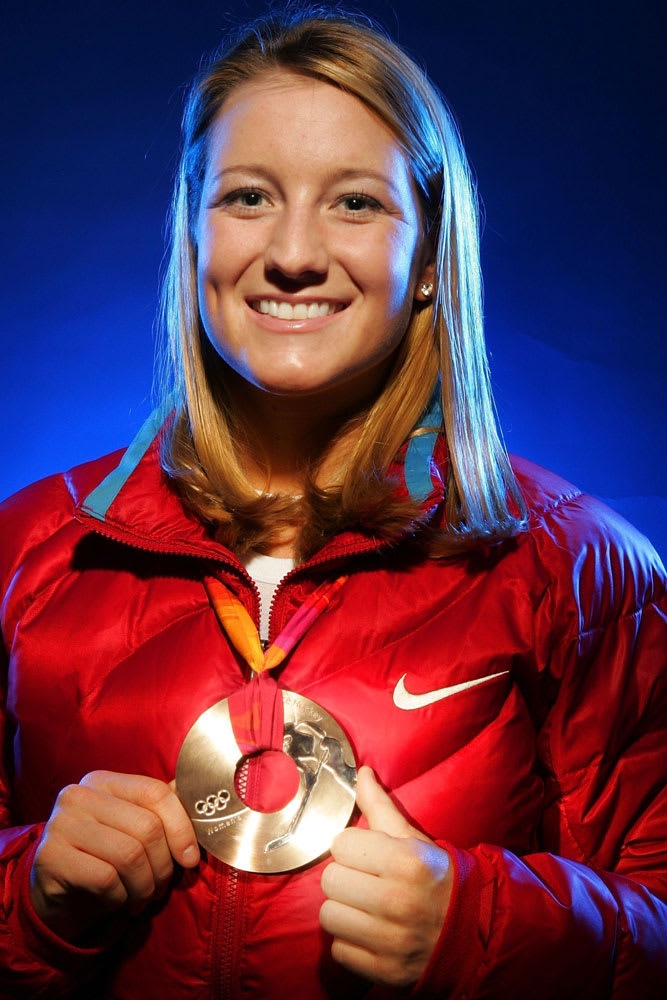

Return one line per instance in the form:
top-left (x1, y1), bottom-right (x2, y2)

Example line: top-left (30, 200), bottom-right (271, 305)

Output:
top-left (155, 8), bottom-right (526, 559)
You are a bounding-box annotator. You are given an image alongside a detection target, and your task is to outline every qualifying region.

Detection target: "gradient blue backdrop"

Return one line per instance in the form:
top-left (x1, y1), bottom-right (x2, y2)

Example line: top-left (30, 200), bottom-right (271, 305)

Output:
top-left (2, 0), bottom-right (665, 561)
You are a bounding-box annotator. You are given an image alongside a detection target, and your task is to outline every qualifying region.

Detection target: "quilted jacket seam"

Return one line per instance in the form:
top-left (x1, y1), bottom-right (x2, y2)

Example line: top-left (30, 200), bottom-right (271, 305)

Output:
top-left (525, 486), bottom-right (584, 527)
top-left (0, 478), bottom-right (75, 622)
top-left (76, 605), bottom-right (222, 705)
top-left (4, 474), bottom-right (74, 559)
top-left (544, 598), bottom-right (661, 869)
top-left (390, 693), bottom-right (511, 798)
top-left (578, 599), bottom-right (661, 639)
top-left (299, 559), bottom-right (519, 696)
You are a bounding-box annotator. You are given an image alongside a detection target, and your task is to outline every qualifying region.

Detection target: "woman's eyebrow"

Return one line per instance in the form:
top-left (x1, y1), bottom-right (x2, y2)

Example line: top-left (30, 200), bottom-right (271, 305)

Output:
top-left (211, 165), bottom-right (273, 184)
top-left (211, 165), bottom-right (400, 198)
top-left (328, 168), bottom-right (400, 198)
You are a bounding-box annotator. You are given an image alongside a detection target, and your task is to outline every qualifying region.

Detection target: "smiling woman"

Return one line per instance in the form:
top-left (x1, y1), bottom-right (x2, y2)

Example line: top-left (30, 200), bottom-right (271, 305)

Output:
top-left (157, 13), bottom-right (524, 560)
top-left (0, 7), bottom-right (665, 1000)
top-left (195, 73), bottom-right (429, 403)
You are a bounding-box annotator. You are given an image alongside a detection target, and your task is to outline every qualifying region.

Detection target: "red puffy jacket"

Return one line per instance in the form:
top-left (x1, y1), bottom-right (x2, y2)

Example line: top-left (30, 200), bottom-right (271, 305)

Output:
top-left (0, 413), bottom-right (666, 998)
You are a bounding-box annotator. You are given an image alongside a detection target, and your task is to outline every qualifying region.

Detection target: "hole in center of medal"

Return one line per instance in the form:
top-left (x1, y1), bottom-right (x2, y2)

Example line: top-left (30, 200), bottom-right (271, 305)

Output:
top-left (234, 749), bottom-right (300, 813)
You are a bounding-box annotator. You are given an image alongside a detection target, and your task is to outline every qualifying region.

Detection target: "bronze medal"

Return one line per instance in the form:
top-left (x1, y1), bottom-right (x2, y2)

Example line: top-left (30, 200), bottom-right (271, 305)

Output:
top-left (176, 688), bottom-right (357, 873)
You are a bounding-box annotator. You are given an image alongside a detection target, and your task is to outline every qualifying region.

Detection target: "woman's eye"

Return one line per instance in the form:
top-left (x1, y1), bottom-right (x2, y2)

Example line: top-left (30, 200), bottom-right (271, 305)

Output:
top-left (339, 193), bottom-right (382, 214)
top-left (222, 188), bottom-right (268, 210)
top-left (238, 191), bottom-right (264, 207)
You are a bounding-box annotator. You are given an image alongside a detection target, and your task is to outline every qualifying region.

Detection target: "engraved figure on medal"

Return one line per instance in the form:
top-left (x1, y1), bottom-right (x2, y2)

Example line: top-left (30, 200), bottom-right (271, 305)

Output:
top-left (175, 690), bottom-right (357, 873)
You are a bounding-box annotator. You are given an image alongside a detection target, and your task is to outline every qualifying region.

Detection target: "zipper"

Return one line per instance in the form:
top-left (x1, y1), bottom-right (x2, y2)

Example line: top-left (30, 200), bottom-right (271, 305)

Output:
top-left (214, 863), bottom-right (244, 999)
top-left (267, 582), bottom-right (281, 648)
top-left (220, 870), bottom-right (239, 998)
top-left (77, 505), bottom-right (389, 568)
top-left (75, 508), bottom-right (264, 617)
top-left (213, 720), bottom-right (258, 999)
top-left (75, 505), bottom-right (391, 630)
top-left (264, 538), bottom-right (384, 645)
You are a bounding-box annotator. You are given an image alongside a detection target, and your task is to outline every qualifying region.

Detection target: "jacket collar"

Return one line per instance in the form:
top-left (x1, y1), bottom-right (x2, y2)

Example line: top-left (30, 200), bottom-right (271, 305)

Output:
top-left (76, 394), bottom-right (446, 563)
top-left (403, 391), bottom-right (443, 503)
top-left (80, 402), bottom-right (171, 525)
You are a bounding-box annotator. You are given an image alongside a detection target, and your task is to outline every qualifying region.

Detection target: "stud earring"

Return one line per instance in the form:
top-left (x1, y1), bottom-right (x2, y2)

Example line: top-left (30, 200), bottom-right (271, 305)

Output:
top-left (420, 282), bottom-right (433, 298)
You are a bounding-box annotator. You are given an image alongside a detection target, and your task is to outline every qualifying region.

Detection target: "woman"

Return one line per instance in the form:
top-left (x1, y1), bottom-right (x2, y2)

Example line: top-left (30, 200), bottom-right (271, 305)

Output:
top-left (1, 10), bottom-right (665, 999)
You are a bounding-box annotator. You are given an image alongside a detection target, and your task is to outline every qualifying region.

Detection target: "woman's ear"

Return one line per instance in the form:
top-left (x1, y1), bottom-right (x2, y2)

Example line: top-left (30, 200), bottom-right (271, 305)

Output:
top-left (414, 262), bottom-right (436, 303)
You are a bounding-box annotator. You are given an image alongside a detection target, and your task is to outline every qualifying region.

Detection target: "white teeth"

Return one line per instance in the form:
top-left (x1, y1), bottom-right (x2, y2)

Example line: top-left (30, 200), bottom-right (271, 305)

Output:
top-left (254, 299), bottom-right (341, 320)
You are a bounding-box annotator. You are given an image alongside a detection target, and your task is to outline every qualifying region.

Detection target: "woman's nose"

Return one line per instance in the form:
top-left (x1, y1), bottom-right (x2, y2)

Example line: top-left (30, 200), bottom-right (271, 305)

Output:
top-left (264, 207), bottom-right (328, 282)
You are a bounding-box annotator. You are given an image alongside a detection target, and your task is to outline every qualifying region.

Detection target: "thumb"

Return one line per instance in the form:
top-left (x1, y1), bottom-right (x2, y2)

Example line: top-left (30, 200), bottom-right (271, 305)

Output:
top-left (355, 766), bottom-right (415, 838)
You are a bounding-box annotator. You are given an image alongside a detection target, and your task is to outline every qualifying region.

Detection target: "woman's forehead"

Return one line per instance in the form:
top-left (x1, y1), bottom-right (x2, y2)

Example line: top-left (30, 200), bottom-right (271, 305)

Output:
top-left (205, 70), bottom-right (411, 184)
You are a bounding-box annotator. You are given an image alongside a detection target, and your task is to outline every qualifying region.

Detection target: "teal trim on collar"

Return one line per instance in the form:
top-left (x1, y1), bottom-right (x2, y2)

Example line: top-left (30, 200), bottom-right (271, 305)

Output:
top-left (80, 389), bottom-right (440, 518)
top-left (404, 393), bottom-right (443, 502)
top-left (81, 402), bottom-right (170, 521)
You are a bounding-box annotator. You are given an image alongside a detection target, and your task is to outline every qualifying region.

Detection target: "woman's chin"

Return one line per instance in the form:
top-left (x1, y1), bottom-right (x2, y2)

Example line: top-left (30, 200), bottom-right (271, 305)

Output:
top-left (250, 372), bottom-right (341, 398)
top-left (224, 356), bottom-right (387, 404)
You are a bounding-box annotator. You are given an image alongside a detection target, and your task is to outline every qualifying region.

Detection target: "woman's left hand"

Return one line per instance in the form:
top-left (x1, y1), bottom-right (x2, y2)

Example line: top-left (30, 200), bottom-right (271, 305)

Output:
top-left (320, 766), bottom-right (453, 989)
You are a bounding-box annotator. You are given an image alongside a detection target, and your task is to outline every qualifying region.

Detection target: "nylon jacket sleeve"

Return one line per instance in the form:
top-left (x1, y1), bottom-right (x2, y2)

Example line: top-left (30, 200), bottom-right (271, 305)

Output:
top-left (0, 478), bottom-right (114, 997)
top-left (411, 503), bottom-right (667, 999)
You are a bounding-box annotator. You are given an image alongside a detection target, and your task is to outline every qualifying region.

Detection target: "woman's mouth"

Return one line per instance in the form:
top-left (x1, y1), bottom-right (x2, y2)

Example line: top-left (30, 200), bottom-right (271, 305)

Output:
top-left (248, 299), bottom-right (348, 320)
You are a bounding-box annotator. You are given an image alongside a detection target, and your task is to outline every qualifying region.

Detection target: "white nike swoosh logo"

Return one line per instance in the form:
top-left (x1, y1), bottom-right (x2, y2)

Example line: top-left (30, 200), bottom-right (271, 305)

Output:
top-left (393, 670), bottom-right (509, 710)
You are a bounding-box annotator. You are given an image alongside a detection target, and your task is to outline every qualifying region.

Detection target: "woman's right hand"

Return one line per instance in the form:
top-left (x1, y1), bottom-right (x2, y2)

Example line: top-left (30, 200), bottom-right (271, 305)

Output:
top-left (29, 770), bottom-right (200, 942)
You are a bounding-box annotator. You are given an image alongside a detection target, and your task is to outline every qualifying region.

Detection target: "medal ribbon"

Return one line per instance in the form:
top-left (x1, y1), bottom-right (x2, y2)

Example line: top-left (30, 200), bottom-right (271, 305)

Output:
top-left (204, 574), bottom-right (347, 755)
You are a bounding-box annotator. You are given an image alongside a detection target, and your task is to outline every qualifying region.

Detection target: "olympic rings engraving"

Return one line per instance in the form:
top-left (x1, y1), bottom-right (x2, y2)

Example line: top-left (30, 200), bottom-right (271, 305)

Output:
top-left (195, 789), bottom-right (231, 816)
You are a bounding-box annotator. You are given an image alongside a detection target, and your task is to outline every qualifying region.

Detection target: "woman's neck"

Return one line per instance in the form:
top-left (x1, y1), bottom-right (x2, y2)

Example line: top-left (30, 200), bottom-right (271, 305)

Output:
top-left (223, 370), bottom-right (378, 496)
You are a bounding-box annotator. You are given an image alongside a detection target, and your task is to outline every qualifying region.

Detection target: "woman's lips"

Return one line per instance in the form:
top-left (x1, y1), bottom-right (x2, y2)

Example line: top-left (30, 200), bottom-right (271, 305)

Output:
top-left (245, 298), bottom-right (349, 330)
top-left (247, 298), bottom-right (348, 320)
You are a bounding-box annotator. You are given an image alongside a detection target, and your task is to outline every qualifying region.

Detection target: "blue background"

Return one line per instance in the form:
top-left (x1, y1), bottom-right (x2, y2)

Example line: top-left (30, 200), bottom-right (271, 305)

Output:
top-left (2, 0), bottom-right (665, 562)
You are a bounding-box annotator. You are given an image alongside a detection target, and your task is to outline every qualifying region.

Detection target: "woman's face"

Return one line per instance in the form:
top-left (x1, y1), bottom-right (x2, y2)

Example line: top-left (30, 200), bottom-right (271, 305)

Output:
top-left (195, 71), bottom-right (433, 401)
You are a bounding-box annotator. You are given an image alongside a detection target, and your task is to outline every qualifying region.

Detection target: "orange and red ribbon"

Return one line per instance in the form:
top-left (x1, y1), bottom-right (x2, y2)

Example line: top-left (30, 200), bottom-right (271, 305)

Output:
top-left (204, 574), bottom-right (347, 755)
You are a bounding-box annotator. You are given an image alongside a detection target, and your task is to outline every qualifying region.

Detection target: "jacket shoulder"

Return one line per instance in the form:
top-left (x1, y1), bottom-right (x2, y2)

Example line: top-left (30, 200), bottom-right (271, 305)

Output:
top-left (511, 453), bottom-right (661, 560)
top-left (0, 450), bottom-right (124, 591)
top-left (510, 453), bottom-right (583, 517)
top-left (509, 454), bottom-right (665, 633)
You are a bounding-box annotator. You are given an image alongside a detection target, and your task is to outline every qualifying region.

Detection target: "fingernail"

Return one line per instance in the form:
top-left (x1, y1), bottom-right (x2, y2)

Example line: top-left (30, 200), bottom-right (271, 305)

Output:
top-left (182, 844), bottom-right (199, 866)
